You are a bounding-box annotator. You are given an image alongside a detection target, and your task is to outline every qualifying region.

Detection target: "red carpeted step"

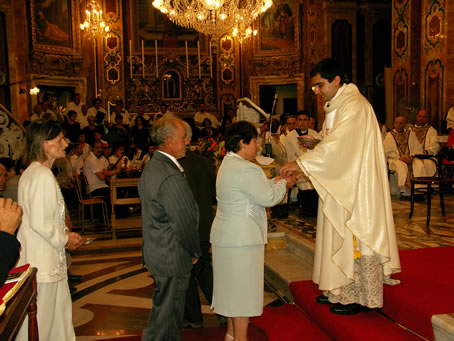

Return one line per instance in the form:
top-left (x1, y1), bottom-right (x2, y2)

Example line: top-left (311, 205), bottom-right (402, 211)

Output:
top-left (251, 304), bottom-right (330, 341)
top-left (382, 247), bottom-right (454, 340)
top-left (290, 280), bottom-right (420, 341)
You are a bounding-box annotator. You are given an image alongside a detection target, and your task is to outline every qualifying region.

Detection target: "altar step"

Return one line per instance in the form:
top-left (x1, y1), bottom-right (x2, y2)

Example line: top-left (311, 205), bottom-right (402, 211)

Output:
top-left (264, 222), bottom-right (316, 301)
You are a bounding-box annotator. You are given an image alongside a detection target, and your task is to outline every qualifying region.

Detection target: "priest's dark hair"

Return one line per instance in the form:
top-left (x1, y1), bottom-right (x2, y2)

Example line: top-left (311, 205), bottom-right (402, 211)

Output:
top-left (225, 120), bottom-right (258, 153)
top-left (310, 58), bottom-right (346, 85)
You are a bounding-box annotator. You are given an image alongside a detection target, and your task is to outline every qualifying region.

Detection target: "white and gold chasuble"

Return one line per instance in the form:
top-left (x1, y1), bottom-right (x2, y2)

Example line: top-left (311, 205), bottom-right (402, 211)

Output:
top-left (296, 83), bottom-right (401, 305)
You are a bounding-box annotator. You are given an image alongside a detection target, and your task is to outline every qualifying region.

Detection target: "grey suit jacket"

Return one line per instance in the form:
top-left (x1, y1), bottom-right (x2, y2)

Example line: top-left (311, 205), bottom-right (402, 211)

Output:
top-left (139, 151), bottom-right (201, 277)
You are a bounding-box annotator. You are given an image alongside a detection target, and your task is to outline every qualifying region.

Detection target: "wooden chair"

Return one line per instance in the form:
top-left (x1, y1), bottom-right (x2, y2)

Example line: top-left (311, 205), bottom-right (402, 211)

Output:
top-left (74, 177), bottom-right (109, 234)
top-left (409, 153), bottom-right (454, 229)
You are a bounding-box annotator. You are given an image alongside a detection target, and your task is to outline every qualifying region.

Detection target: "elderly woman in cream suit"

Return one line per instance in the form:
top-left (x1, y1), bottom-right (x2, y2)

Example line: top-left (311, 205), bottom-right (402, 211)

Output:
top-left (16, 120), bottom-right (85, 341)
top-left (211, 121), bottom-right (296, 341)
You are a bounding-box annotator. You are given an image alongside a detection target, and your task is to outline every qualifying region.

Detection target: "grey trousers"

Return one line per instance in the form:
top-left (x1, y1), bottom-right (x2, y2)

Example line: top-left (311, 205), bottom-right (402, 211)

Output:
top-left (142, 273), bottom-right (190, 341)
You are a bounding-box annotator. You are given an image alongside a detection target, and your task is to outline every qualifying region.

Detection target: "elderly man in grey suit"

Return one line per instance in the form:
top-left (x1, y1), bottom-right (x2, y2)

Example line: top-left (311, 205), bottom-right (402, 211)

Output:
top-left (139, 117), bottom-right (201, 341)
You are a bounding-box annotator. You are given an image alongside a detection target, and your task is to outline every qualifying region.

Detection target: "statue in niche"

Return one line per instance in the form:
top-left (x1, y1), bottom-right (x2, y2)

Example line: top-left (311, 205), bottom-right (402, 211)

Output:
top-left (162, 70), bottom-right (181, 100)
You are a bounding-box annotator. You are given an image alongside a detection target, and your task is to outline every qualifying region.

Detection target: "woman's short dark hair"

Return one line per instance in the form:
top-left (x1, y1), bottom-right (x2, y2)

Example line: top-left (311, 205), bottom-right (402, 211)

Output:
top-left (225, 121), bottom-right (258, 153)
top-left (24, 120), bottom-right (62, 164)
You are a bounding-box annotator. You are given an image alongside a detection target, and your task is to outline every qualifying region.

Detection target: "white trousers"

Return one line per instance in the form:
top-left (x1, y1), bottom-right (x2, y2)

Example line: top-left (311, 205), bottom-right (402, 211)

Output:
top-left (16, 280), bottom-right (75, 341)
top-left (389, 158), bottom-right (427, 187)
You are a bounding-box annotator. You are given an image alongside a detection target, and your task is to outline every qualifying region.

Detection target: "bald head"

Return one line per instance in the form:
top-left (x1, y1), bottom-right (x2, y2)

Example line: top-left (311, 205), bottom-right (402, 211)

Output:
top-left (416, 109), bottom-right (429, 126)
top-left (394, 115), bottom-right (407, 133)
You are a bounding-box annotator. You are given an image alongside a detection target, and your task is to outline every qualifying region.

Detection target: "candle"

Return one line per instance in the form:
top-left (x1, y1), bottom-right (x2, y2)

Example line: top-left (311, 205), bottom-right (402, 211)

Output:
top-left (142, 40), bottom-right (145, 78)
top-left (155, 40), bottom-right (158, 78)
top-left (209, 40), bottom-right (213, 78)
top-left (129, 40), bottom-right (132, 79)
top-left (197, 40), bottom-right (201, 79)
top-left (185, 41), bottom-right (189, 78)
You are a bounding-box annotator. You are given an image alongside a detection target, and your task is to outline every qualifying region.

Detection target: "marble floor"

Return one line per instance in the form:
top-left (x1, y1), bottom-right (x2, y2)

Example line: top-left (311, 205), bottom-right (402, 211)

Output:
top-left (70, 191), bottom-right (454, 340)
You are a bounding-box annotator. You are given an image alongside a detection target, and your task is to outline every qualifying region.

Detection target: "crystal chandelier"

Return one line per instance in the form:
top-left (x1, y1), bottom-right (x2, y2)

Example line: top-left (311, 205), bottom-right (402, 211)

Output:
top-left (79, 0), bottom-right (110, 37)
top-left (152, 0), bottom-right (272, 41)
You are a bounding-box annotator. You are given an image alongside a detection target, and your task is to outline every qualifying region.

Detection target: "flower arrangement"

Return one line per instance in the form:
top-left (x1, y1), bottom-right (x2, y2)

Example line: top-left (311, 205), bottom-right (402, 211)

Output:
top-left (195, 137), bottom-right (226, 160)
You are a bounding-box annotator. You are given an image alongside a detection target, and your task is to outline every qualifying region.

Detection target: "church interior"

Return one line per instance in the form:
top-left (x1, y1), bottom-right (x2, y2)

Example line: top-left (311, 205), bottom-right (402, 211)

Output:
top-left (0, 0), bottom-right (454, 340)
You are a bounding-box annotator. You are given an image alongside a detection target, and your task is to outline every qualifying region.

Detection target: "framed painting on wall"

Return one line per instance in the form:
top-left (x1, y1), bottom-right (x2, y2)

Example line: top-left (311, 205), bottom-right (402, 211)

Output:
top-left (131, 0), bottom-right (204, 50)
top-left (29, 0), bottom-right (81, 55)
top-left (254, 0), bottom-right (300, 56)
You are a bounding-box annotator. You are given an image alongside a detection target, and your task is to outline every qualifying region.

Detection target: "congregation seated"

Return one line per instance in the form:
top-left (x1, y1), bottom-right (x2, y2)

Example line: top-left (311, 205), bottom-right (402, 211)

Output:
top-left (383, 115), bottom-right (425, 196)
top-left (129, 105), bottom-right (151, 126)
top-left (131, 116), bottom-right (150, 152)
top-left (106, 114), bottom-right (130, 153)
top-left (109, 144), bottom-right (132, 172)
top-left (87, 97), bottom-right (108, 125)
top-left (194, 103), bottom-right (220, 130)
top-left (70, 143), bottom-right (86, 177)
top-left (82, 115), bottom-right (103, 146)
top-left (83, 141), bottom-right (122, 208)
top-left (410, 108), bottom-right (439, 177)
top-left (62, 110), bottom-right (81, 143)
top-left (198, 118), bottom-right (218, 139)
top-left (140, 144), bottom-right (156, 170)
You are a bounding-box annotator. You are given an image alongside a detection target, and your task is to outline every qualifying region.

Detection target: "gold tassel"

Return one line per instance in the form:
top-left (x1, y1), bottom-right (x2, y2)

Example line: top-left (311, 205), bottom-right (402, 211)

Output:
top-left (353, 235), bottom-right (361, 259)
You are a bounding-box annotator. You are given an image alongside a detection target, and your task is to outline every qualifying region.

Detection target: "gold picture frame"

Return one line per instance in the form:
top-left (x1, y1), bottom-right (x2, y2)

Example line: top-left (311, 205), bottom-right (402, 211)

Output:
top-left (30, 0), bottom-right (81, 56)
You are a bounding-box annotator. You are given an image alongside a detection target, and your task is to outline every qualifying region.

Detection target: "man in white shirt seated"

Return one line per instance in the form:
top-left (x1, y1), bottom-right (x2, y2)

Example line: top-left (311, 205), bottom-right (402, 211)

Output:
top-left (129, 105), bottom-right (152, 127)
top-left (154, 102), bottom-right (175, 120)
top-left (83, 141), bottom-right (122, 210)
top-left (66, 93), bottom-right (84, 121)
top-left (410, 108), bottom-right (439, 176)
top-left (194, 103), bottom-right (220, 130)
top-left (280, 114), bottom-right (297, 137)
top-left (99, 142), bottom-right (112, 170)
top-left (70, 143), bottom-right (86, 177)
top-left (383, 115), bottom-right (427, 196)
top-left (284, 110), bottom-right (321, 217)
top-left (115, 99), bottom-right (131, 125)
top-left (30, 104), bottom-right (44, 122)
top-left (87, 98), bottom-right (108, 125)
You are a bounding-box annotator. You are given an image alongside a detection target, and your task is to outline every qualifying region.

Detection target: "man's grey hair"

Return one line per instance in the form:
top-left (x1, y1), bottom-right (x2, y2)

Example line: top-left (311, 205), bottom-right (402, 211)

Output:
top-left (181, 120), bottom-right (192, 141)
top-left (151, 117), bottom-right (182, 146)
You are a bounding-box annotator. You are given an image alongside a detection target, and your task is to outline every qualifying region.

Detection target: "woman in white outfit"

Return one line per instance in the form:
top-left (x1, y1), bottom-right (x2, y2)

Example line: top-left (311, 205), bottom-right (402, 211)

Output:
top-left (16, 120), bottom-right (85, 340)
top-left (211, 121), bottom-right (296, 341)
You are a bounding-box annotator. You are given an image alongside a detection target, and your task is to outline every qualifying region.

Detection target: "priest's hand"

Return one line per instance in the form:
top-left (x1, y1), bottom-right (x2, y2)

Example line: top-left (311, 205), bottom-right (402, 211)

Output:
top-left (280, 161), bottom-right (299, 178)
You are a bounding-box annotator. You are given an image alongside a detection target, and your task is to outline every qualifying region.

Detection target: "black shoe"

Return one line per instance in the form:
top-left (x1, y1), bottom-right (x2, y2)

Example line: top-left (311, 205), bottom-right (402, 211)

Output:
top-left (69, 286), bottom-right (77, 294)
top-left (183, 320), bottom-right (204, 329)
top-left (68, 273), bottom-right (82, 283)
top-left (329, 303), bottom-right (371, 315)
top-left (315, 295), bottom-right (331, 305)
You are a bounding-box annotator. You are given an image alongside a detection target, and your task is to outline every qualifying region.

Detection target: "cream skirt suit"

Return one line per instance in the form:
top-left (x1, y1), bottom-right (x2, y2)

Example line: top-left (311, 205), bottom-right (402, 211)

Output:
top-left (16, 162), bottom-right (75, 341)
top-left (210, 152), bottom-right (287, 317)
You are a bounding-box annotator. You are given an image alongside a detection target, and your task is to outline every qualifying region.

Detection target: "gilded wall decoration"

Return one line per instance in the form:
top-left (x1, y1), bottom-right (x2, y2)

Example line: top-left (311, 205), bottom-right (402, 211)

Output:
top-left (393, 68), bottom-right (408, 116)
top-left (218, 35), bottom-right (236, 88)
top-left (252, 56), bottom-right (301, 77)
top-left (30, 0), bottom-right (80, 56)
top-left (424, 0), bottom-right (445, 54)
top-left (100, 0), bottom-right (124, 109)
top-left (103, 31), bottom-right (122, 86)
top-left (30, 52), bottom-right (82, 76)
top-left (0, 104), bottom-right (25, 160)
top-left (424, 59), bottom-right (443, 128)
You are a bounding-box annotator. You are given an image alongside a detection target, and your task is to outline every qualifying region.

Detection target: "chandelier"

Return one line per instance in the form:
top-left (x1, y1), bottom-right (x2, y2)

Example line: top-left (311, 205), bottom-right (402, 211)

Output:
top-left (152, 0), bottom-right (272, 41)
top-left (79, 0), bottom-right (110, 37)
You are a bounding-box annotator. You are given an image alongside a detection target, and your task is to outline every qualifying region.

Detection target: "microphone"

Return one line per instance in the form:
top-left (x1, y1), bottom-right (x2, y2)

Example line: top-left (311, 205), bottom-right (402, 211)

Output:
top-left (271, 93), bottom-right (278, 116)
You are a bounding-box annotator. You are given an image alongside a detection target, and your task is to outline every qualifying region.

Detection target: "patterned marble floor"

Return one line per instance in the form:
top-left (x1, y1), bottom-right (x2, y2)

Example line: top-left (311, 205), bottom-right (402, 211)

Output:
top-left (70, 191), bottom-right (454, 340)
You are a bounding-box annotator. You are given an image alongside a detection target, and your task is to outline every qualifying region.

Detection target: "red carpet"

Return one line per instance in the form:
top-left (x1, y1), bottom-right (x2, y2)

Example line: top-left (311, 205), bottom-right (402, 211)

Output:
top-left (289, 281), bottom-right (420, 340)
top-left (97, 324), bottom-right (267, 341)
top-left (251, 304), bottom-right (330, 341)
top-left (382, 247), bottom-right (454, 340)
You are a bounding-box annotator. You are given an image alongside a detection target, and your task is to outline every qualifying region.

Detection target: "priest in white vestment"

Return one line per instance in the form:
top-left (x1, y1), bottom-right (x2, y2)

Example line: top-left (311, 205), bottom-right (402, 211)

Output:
top-left (410, 109), bottom-right (439, 176)
top-left (383, 115), bottom-right (426, 196)
top-left (284, 110), bottom-right (321, 217)
top-left (281, 59), bottom-right (401, 315)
